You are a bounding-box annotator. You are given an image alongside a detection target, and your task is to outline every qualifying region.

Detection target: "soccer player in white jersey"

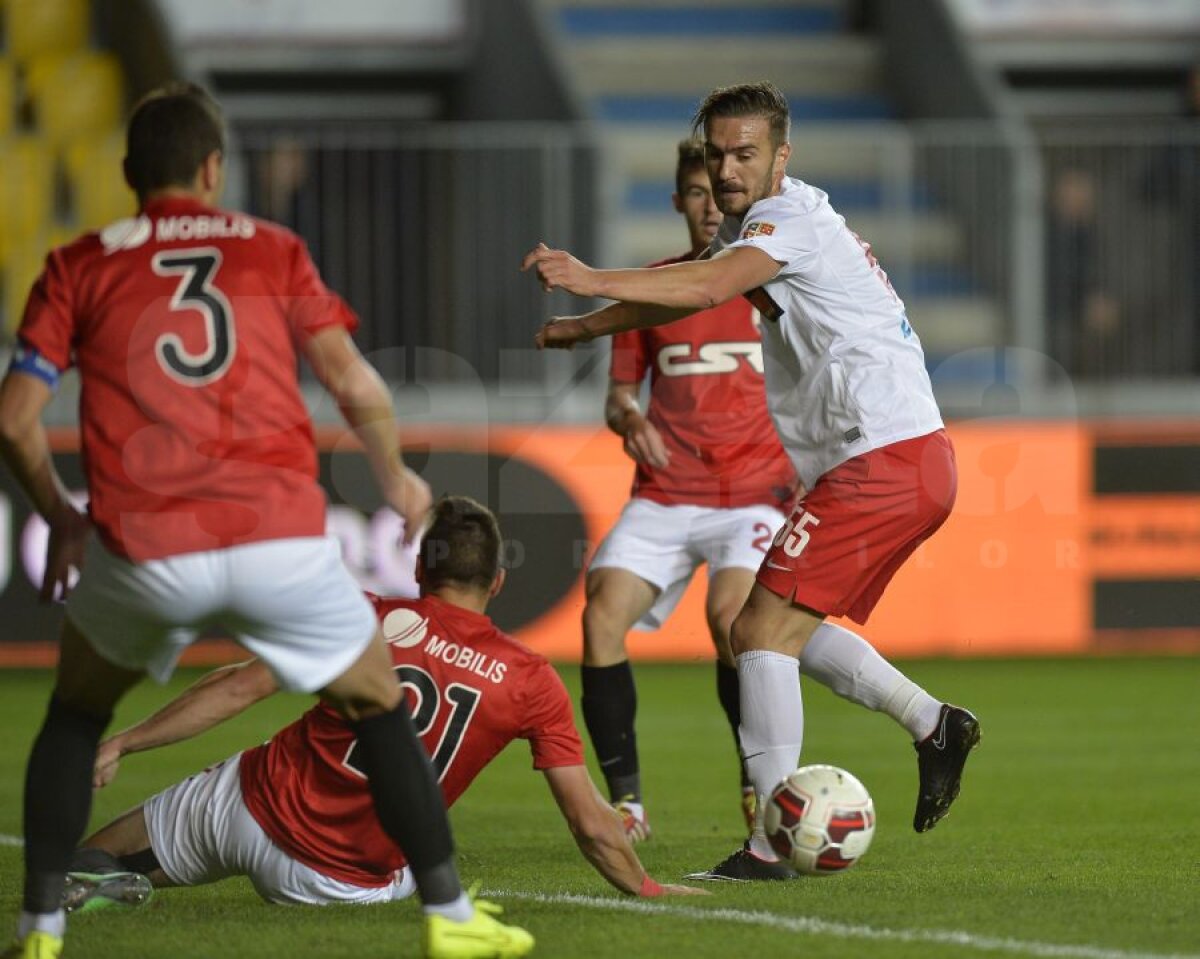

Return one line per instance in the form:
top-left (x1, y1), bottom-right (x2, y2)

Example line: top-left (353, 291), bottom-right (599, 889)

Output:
top-left (523, 81), bottom-right (980, 880)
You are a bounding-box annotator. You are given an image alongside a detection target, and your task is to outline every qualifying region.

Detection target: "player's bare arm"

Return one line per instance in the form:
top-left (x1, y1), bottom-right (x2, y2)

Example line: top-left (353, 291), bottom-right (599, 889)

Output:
top-left (302, 326), bottom-right (431, 543)
top-left (523, 242), bottom-right (780, 311)
top-left (527, 246), bottom-right (781, 351)
top-left (605, 381), bottom-right (669, 469)
top-left (94, 659), bottom-right (279, 788)
top-left (542, 765), bottom-right (706, 897)
top-left (0, 369), bottom-right (90, 602)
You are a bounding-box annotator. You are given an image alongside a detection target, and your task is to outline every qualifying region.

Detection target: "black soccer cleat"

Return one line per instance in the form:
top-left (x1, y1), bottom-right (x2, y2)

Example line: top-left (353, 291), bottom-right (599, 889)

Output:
top-left (913, 704), bottom-right (981, 833)
top-left (684, 842), bottom-right (799, 882)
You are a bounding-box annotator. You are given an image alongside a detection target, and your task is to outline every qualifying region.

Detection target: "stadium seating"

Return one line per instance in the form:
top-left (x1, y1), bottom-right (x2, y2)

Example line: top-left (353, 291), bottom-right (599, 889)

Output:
top-left (0, 135), bottom-right (54, 266)
top-left (32, 52), bottom-right (124, 146)
top-left (0, 59), bottom-right (15, 137)
top-left (549, 0), bottom-right (1003, 363)
top-left (0, 0), bottom-right (134, 333)
top-left (3, 0), bottom-right (90, 65)
top-left (65, 131), bottom-right (136, 229)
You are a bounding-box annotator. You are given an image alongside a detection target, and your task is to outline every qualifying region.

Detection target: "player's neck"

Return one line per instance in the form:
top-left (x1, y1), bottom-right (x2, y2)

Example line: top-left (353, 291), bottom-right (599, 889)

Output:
top-left (139, 186), bottom-right (217, 209)
top-left (427, 584), bottom-right (490, 615)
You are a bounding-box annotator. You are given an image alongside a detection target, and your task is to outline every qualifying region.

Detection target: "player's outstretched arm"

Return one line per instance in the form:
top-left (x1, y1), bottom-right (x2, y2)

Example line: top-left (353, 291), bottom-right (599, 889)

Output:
top-left (535, 301), bottom-right (693, 351)
top-left (94, 659), bottom-right (279, 788)
top-left (302, 326), bottom-right (431, 544)
top-left (523, 242), bottom-right (780, 311)
top-left (543, 765), bottom-right (706, 897)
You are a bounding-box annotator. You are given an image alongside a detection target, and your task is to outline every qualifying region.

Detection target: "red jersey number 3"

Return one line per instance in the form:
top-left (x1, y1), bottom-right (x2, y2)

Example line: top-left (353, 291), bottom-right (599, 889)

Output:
top-left (151, 247), bottom-right (236, 386)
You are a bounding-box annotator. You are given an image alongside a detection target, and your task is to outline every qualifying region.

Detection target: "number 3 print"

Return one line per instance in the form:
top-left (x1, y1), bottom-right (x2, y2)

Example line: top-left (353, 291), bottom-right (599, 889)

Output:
top-left (152, 247), bottom-right (236, 385)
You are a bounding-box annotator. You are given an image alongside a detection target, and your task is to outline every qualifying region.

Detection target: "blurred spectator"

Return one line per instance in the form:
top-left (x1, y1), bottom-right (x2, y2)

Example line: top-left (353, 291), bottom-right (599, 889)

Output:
top-left (1045, 167), bottom-right (1123, 378)
top-left (249, 138), bottom-right (310, 230)
top-left (1138, 65), bottom-right (1199, 373)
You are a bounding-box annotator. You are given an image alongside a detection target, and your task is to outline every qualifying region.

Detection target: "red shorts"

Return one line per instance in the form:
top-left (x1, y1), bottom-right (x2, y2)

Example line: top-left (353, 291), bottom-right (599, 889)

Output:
top-left (756, 430), bottom-right (957, 624)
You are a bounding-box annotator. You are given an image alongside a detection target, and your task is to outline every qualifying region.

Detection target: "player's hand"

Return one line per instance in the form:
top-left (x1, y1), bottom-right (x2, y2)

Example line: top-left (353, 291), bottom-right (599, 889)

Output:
top-left (41, 502), bottom-right (91, 603)
top-left (93, 739), bottom-right (122, 789)
top-left (522, 242), bottom-right (600, 297)
top-left (619, 412), bottom-right (669, 469)
top-left (657, 883), bottom-right (710, 896)
top-left (535, 316), bottom-right (592, 351)
top-left (382, 464), bottom-right (433, 546)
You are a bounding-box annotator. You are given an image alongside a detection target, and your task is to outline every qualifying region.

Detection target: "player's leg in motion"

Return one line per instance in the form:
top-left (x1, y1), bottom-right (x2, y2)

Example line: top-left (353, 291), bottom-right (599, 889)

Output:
top-left (579, 568), bottom-right (658, 840)
top-left (322, 630), bottom-right (534, 958)
top-left (797, 621), bottom-right (979, 831)
top-left (705, 568), bottom-right (759, 830)
top-left (692, 587), bottom-right (815, 881)
top-left (734, 588), bottom-right (819, 859)
top-left (9, 620), bottom-right (142, 959)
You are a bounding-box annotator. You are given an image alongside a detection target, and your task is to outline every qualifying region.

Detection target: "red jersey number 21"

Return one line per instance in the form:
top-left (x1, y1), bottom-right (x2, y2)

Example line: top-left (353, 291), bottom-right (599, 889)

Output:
top-left (151, 247), bottom-right (236, 386)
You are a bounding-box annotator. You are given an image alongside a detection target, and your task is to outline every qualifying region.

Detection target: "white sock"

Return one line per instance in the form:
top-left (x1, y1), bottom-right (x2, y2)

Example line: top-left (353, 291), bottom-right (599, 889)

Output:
top-left (737, 649), bottom-right (803, 860)
top-left (799, 622), bottom-right (943, 741)
top-left (423, 893), bottom-right (473, 923)
top-left (17, 910), bottom-right (65, 939)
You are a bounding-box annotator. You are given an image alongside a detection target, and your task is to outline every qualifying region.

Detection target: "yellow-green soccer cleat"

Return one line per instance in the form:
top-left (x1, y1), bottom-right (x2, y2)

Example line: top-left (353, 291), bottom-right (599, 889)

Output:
top-left (423, 898), bottom-right (535, 959)
top-left (0, 931), bottom-right (64, 959)
top-left (63, 871), bottom-right (154, 914)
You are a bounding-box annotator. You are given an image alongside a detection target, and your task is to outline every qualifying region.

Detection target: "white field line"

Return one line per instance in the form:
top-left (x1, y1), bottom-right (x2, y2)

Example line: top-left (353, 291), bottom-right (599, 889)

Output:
top-left (0, 834), bottom-right (23, 847)
top-left (485, 889), bottom-right (1200, 959)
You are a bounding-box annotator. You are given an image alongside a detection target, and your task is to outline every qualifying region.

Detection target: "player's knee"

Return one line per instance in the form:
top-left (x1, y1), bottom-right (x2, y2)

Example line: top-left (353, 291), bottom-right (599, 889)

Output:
top-left (729, 611), bottom-right (754, 657)
top-left (581, 601), bottom-right (628, 658)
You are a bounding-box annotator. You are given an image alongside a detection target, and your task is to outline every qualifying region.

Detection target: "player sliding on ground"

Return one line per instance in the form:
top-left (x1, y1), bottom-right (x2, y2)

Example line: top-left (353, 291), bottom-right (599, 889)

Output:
top-left (64, 497), bottom-right (703, 916)
top-left (524, 82), bottom-right (980, 881)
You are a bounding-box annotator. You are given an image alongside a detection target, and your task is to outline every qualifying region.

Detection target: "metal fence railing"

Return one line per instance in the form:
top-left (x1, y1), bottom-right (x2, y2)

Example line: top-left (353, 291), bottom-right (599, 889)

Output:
top-left (235, 123), bottom-right (599, 387)
top-left (2, 121), bottom-right (1197, 418)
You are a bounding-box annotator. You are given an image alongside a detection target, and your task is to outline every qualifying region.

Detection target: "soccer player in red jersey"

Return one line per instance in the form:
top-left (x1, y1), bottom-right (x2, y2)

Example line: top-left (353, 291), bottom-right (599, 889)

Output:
top-left (64, 498), bottom-right (702, 908)
top-left (0, 84), bottom-right (530, 957)
top-left (581, 141), bottom-right (796, 840)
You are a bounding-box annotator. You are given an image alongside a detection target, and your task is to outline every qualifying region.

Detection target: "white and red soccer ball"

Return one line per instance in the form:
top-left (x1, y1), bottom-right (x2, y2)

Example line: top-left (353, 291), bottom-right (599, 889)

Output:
top-left (764, 764), bottom-right (875, 874)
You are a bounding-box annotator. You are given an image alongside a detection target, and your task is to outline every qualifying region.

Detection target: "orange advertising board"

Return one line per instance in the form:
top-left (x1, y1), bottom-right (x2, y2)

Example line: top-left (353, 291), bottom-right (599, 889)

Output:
top-left (2, 421), bottom-right (1196, 666)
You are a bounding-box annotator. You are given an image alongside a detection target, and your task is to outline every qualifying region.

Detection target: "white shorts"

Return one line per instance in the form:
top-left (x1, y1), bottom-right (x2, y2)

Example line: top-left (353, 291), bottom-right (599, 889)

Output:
top-left (66, 536), bottom-right (376, 693)
top-left (143, 753), bottom-right (415, 905)
top-left (589, 499), bottom-right (786, 630)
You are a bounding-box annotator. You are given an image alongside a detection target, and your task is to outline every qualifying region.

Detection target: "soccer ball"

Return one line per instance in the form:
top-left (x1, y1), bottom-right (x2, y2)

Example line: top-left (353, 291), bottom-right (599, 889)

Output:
top-left (763, 764), bottom-right (875, 874)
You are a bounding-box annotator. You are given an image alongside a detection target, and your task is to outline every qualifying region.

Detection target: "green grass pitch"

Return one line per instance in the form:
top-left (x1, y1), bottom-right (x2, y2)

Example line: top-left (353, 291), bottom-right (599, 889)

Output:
top-left (0, 657), bottom-right (1197, 958)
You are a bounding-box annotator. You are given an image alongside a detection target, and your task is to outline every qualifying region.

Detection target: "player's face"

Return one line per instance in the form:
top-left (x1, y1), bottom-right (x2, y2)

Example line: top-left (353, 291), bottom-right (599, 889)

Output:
top-left (704, 115), bottom-right (789, 218)
top-left (673, 166), bottom-right (722, 252)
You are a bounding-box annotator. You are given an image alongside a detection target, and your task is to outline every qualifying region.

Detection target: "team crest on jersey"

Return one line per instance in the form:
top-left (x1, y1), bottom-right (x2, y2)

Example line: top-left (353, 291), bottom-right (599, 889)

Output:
top-left (100, 215), bottom-right (153, 254)
top-left (741, 221), bottom-right (775, 239)
top-left (382, 608), bottom-right (430, 648)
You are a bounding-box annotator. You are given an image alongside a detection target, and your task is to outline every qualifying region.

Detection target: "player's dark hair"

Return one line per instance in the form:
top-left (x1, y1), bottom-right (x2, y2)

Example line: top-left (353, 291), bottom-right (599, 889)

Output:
top-left (692, 81), bottom-right (791, 149)
top-left (124, 82), bottom-right (225, 196)
top-left (674, 138), bottom-right (706, 195)
top-left (420, 495), bottom-right (502, 592)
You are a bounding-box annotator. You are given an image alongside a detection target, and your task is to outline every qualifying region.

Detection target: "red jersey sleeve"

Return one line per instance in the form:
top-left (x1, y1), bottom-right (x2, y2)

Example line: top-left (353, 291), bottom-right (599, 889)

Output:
top-left (17, 248), bottom-right (76, 371)
top-left (518, 661), bottom-right (586, 770)
top-left (286, 236), bottom-right (359, 339)
top-left (609, 327), bottom-right (648, 385)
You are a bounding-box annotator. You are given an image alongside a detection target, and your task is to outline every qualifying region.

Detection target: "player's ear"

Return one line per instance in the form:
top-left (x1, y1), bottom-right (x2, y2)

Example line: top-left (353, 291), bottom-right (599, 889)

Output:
top-left (774, 142), bottom-right (791, 176)
top-left (488, 567), bottom-right (506, 599)
top-left (200, 149), bottom-right (223, 192)
top-left (671, 192), bottom-right (685, 214)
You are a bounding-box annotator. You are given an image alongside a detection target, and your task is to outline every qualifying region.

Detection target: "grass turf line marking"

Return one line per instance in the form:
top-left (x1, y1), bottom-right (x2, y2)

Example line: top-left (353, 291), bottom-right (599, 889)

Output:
top-left (485, 890), bottom-right (1199, 959)
top-left (0, 834), bottom-right (23, 848)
